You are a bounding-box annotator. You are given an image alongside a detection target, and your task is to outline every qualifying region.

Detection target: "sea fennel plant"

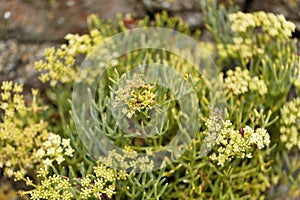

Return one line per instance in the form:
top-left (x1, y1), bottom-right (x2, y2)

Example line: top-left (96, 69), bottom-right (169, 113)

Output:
top-left (0, 2), bottom-right (300, 200)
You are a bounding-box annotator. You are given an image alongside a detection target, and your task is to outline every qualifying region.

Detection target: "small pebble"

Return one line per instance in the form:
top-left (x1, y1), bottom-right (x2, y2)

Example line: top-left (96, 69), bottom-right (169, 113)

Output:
top-left (3, 11), bottom-right (11, 19)
top-left (66, 0), bottom-right (74, 7)
top-left (57, 17), bottom-right (65, 25)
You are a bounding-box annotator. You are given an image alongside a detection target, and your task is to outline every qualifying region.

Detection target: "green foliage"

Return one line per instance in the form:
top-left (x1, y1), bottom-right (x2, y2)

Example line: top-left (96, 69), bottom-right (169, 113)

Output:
top-left (1, 3), bottom-right (300, 200)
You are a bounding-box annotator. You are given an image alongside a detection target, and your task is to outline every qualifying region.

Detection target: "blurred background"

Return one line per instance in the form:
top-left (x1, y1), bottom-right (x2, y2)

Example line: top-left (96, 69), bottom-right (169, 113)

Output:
top-left (0, 0), bottom-right (300, 199)
top-left (0, 0), bottom-right (299, 87)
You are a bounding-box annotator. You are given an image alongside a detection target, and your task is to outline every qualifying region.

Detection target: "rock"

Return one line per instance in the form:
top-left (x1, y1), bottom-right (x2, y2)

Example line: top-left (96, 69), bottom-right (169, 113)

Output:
top-left (173, 11), bottom-right (203, 28)
top-left (0, 0), bottom-right (145, 42)
top-left (142, 0), bottom-right (200, 12)
top-left (0, 39), bottom-right (57, 86)
top-left (142, 0), bottom-right (246, 28)
top-left (217, 0), bottom-right (246, 8)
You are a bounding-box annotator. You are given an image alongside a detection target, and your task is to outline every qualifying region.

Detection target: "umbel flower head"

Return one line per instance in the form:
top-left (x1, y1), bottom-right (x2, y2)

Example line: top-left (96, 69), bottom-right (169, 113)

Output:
top-left (34, 29), bottom-right (104, 85)
top-left (113, 74), bottom-right (156, 119)
top-left (98, 146), bottom-right (155, 172)
top-left (228, 11), bottom-right (295, 38)
top-left (0, 81), bottom-right (74, 179)
top-left (224, 67), bottom-right (267, 95)
top-left (280, 97), bottom-right (300, 150)
top-left (205, 118), bottom-right (270, 167)
top-left (35, 133), bottom-right (74, 167)
top-left (24, 161), bottom-right (127, 200)
top-left (218, 12), bottom-right (296, 62)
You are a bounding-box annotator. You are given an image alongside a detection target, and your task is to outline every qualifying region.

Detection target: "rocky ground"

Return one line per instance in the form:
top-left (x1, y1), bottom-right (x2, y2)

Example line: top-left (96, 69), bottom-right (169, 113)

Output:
top-left (0, 0), bottom-right (300, 199)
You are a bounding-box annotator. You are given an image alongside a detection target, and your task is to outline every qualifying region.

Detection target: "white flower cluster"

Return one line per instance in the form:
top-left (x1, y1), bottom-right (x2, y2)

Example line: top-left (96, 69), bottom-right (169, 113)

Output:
top-left (229, 11), bottom-right (296, 38)
top-left (247, 126), bottom-right (271, 149)
top-left (224, 67), bottom-right (267, 95)
top-left (202, 114), bottom-right (224, 151)
top-left (207, 119), bottom-right (270, 167)
top-left (280, 98), bottom-right (300, 150)
top-left (35, 133), bottom-right (74, 167)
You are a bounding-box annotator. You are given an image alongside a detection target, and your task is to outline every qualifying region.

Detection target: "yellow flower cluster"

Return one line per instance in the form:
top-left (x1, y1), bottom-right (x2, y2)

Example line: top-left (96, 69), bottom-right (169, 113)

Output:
top-left (19, 160), bottom-right (126, 200)
top-left (206, 119), bottom-right (270, 167)
top-left (218, 37), bottom-right (264, 59)
top-left (35, 29), bottom-right (104, 85)
top-left (0, 121), bottom-right (49, 178)
top-left (98, 147), bottom-right (155, 172)
top-left (224, 67), bottom-right (267, 95)
top-left (34, 47), bottom-right (77, 84)
top-left (26, 168), bottom-right (73, 200)
top-left (80, 163), bottom-right (126, 199)
top-left (0, 82), bottom-right (45, 177)
top-left (280, 98), bottom-right (300, 150)
top-left (0, 81), bottom-right (73, 180)
top-left (218, 12), bottom-right (296, 62)
top-left (229, 11), bottom-right (296, 38)
top-left (64, 29), bottom-right (103, 56)
top-left (0, 81), bottom-right (25, 119)
top-left (113, 74), bottom-right (156, 119)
